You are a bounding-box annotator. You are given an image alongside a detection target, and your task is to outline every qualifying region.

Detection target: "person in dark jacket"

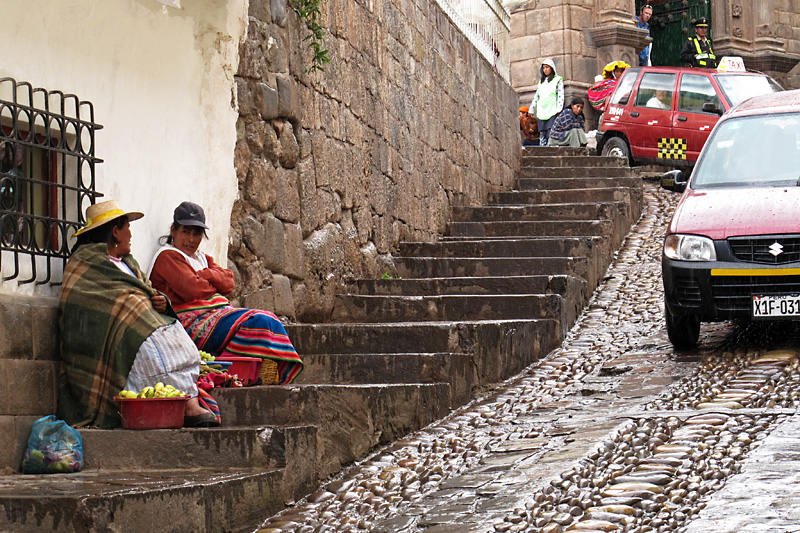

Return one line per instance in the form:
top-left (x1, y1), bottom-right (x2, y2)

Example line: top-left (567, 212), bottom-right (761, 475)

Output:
top-left (681, 17), bottom-right (717, 67)
top-left (548, 98), bottom-right (587, 148)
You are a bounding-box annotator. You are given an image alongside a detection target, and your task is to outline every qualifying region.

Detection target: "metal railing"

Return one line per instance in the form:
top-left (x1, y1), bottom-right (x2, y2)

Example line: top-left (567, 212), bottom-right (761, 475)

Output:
top-left (436, 0), bottom-right (511, 82)
top-left (0, 77), bottom-right (103, 284)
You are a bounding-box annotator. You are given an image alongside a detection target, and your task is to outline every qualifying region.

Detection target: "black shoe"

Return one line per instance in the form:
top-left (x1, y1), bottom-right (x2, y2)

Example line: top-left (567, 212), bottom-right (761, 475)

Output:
top-left (183, 412), bottom-right (220, 428)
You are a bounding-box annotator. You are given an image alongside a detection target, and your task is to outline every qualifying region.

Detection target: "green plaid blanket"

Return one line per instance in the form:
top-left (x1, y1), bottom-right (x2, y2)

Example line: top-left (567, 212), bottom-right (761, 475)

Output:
top-left (57, 243), bottom-right (176, 428)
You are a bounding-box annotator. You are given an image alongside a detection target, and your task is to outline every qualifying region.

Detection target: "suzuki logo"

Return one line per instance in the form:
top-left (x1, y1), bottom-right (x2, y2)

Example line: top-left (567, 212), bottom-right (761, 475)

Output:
top-left (769, 242), bottom-right (784, 256)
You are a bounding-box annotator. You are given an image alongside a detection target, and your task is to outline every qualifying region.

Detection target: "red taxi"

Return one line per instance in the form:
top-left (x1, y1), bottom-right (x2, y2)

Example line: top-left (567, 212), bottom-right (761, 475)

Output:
top-left (661, 89), bottom-right (800, 348)
top-left (596, 57), bottom-right (783, 167)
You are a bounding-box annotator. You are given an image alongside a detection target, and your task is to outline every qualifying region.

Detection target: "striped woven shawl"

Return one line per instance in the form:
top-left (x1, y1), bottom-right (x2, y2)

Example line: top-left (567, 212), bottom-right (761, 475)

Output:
top-left (57, 243), bottom-right (176, 428)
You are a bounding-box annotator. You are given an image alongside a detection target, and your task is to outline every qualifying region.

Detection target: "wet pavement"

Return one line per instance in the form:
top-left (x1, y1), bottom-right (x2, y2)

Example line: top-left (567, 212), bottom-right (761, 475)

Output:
top-left (256, 180), bottom-right (800, 533)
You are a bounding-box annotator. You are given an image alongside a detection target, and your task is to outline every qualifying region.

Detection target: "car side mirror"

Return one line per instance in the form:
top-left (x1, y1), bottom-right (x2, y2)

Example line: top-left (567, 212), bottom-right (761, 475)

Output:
top-left (661, 169), bottom-right (688, 192)
top-left (702, 102), bottom-right (723, 116)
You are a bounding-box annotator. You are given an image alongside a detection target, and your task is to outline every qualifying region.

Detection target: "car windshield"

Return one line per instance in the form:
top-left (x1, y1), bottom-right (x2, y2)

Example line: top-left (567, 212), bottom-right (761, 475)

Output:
top-left (692, 112), bottom-right (800, 189)
top-left (714, 74), bottom-right (783, 107)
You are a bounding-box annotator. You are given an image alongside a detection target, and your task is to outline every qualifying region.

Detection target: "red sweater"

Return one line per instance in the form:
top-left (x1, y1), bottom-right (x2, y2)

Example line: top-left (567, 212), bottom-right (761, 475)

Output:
top-left (150, 250), bottom-right (234, 307)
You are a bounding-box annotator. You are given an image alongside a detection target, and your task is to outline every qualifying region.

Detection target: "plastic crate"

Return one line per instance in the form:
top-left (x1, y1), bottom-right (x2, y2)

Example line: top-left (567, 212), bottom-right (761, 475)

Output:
top-left (215, 356), bottom-right (263, 386)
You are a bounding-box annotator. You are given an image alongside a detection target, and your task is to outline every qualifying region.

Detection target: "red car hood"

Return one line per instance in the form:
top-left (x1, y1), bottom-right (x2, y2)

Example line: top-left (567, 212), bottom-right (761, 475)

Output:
top-left (670, 186), bottom-right (800, 240)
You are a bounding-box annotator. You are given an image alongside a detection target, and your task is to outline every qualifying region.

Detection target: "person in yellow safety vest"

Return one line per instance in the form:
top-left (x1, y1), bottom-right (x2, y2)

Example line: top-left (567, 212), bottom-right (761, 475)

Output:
top-left (529, 58), bottom-right (564, 147)
top-left (681, 17), bottom-right (717, 68)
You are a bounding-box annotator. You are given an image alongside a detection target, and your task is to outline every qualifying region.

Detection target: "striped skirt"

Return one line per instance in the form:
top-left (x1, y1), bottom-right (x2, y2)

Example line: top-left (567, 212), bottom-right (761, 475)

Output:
top-left (125, 322), bottom-right (200, 396)
top-left (179, 306), bottom-right (303, 384)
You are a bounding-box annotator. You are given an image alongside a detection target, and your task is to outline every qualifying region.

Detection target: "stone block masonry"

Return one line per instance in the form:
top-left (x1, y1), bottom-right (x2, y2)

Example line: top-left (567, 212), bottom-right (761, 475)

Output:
top-left (0, 294), bottom-right (59, 474)
top-left (233, 0), bottom-right (521, 321)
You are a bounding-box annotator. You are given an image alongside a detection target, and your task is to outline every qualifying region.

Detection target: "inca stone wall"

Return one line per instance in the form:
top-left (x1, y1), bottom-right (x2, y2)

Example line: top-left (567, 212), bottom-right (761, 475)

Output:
top-left (231, 0), bottom-right (521, 321)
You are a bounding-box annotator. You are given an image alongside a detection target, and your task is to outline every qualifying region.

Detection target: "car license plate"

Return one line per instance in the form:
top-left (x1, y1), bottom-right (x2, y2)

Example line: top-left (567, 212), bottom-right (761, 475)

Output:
top-left (752, 294), bottom-right (800, 318)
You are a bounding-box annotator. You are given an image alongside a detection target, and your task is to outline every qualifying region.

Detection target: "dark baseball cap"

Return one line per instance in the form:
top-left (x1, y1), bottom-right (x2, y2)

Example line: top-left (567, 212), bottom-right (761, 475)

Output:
top-left (173, 201), bottom-right (209, 229)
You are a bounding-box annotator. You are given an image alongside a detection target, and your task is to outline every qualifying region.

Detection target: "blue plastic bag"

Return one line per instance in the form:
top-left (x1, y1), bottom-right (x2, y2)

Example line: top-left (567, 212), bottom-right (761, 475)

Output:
top-left (21, 415), bottom-right (84, 474)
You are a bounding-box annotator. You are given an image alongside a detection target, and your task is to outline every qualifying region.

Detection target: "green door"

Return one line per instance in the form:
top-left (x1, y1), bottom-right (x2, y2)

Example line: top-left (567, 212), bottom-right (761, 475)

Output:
top-left (637, 0), bottom-right (712, 67)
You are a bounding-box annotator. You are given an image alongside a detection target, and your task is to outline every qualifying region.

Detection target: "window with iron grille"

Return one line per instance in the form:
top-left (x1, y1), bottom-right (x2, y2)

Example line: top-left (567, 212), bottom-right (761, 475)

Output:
top-left (0, 77), bottom-right (103, 284)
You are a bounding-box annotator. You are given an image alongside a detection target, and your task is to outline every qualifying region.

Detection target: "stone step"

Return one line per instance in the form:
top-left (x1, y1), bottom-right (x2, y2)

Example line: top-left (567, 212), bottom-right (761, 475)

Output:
top-left (521, 155), bottom-right (626, 168)
top-left (446, 219), bottom-right (613, 238)
top-left (0, 469), bottom-right (285, 533)
top-left (398, 236), bottom-right (602, 258)
top-left (522, 146), bottom-right (590, 157)
top-left (518, 175), bottom-right (640, 189)
top-left (80, 424), bottom-right (312, 473)
top-left (331, 293), bottom-right (566, 324)
top-left (214, 383), bottom-right (453, 479)
top-left (287, 319), bottom-right (559, 357)
top-left (519, 166), bottom-right (635, 179)
top-left (449, 206), bottom-right (634, 252)
top-left (451, 202), bottom-right (624, 223)
top-left (488, 187), bottom-right (633, 205)
top-left (395, 256), bottom-right (591, 283)
top-left (293, 352), bottom-right (475, 405)
top-left (295, 352), bottom-right (466, 383)
top-left (346, 275), bottom-right (589, 329)
top-left (350, 274), bottom-right (586, 297)
top-left (80, 424), bottom-right (317, 507)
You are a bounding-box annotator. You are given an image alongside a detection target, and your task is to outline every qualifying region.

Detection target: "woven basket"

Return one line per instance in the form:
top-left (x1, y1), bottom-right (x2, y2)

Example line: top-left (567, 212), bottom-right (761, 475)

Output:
top-left (259, 359), bottom-right (279, 385)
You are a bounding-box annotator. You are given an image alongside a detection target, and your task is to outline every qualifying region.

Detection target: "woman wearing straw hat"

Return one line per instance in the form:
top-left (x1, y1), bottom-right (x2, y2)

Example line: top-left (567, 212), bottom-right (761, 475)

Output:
top-left (588, 60), bottom-right (630, 112)
top-left (58, 200), bottom-right (220, 428)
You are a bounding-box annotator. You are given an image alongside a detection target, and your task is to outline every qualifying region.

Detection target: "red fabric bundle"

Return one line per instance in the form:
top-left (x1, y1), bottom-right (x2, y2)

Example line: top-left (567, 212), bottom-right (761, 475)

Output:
top-left (588, 78), bottom-right (617, 111)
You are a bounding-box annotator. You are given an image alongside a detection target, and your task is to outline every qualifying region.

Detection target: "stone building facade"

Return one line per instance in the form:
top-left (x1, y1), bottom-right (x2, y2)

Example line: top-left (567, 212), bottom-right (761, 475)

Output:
top-left (508, 0), bottom-right (800, 125)
top-left (232, 0), bottom-right (521, 321)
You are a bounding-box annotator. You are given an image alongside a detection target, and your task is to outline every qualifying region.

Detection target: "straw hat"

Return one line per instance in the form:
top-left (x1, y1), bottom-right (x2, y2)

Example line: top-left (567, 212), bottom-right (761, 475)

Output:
top-left (602, 60), bottom-right (631, 79)
top-left (73, 200), bottom-right (143, 237)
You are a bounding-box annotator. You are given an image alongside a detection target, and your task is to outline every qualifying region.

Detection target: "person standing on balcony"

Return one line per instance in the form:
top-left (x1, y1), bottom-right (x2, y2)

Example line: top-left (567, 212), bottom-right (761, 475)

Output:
top-left (635, 4), bottom-right (653, 66)
top-left (529, 59), bottom-right (563, 147)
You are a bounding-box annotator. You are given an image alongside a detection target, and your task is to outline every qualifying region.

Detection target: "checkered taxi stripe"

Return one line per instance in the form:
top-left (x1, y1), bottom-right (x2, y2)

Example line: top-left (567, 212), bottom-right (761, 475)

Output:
top-left (658, 138), bottom-right (687, 160)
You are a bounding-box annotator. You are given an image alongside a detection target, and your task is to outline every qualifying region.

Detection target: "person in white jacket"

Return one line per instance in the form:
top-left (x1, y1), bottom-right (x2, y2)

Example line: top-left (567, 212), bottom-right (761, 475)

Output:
top-left (529, 59), bottom-right (564, 147)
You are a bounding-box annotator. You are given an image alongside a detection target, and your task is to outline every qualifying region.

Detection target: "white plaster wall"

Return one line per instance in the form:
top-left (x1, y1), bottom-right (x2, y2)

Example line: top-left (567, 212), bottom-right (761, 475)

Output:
top-left (0, 0), bottom-right (247, 295)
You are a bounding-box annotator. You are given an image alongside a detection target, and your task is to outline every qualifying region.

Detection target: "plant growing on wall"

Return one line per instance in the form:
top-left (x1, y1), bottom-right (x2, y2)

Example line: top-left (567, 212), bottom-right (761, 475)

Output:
top-left (290, 0), bottom-right (330, 74)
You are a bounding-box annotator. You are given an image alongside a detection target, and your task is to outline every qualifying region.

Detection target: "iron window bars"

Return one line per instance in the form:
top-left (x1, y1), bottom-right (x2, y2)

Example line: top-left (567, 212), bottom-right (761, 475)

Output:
top-left (0, 77), bottom-right (103, 284)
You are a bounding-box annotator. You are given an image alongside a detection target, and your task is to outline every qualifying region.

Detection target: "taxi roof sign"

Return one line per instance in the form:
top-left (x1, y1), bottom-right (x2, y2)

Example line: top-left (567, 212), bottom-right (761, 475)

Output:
top-left (717, 56), bottom-right (746, 72)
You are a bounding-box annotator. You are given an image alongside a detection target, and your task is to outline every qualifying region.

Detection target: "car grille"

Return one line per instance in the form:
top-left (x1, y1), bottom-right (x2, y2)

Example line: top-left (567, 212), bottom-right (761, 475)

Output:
top-left (728, 235), bottom-right (800, 264)
top-left (674, 274), bottom-right (701, 307)
top-left (711, 275), bottom-right (800, 311)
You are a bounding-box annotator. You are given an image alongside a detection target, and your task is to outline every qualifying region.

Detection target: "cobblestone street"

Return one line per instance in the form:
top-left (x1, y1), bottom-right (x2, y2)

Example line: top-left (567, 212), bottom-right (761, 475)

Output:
top-left (258, 180), bottom-right (800, 533)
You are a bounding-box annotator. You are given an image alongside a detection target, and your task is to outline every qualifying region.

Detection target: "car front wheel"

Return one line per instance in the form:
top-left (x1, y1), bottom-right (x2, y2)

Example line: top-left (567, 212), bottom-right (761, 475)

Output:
top-left (665, 305), bottom-right (700, 349)
top-left (601, 136), bottom-right (631, 164)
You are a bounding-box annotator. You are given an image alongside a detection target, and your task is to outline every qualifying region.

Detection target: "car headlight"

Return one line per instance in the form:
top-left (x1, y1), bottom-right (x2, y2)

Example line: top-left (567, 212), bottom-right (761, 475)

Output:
top-left (664, 234), bottom-right (717, 261)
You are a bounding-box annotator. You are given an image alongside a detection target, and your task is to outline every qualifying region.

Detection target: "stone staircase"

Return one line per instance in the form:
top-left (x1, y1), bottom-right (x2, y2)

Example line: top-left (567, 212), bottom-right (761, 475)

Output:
top-left (0, 147), bottom-right (642, 532)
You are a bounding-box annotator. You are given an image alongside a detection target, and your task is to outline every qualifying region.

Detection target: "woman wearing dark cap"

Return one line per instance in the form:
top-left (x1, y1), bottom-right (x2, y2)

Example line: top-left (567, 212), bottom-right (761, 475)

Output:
top-left (58, 200), bottom-right (219, 428)
top-left (149, 202), bottom-right (303, 384)
top-left (548, 98), bottom-right (588, 148)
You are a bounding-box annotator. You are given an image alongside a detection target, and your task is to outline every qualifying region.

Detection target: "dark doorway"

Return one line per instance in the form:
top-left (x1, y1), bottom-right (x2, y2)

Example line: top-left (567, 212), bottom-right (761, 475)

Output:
top-left (637, 0), bottom-right (712, 67)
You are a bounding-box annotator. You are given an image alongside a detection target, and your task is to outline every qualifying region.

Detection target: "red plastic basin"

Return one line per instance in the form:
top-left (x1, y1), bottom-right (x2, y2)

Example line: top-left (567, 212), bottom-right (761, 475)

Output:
top-left (215, 356), bottom-right (262, 386)
top-left (114, 396), bottom-right (187, 430)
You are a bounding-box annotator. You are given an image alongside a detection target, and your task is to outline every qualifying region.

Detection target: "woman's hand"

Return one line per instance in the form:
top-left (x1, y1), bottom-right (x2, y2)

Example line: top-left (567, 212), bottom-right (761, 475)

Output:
top-left (151, 293), bottom-right (167, 313)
